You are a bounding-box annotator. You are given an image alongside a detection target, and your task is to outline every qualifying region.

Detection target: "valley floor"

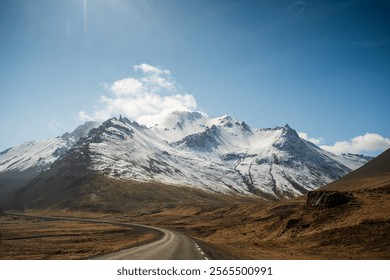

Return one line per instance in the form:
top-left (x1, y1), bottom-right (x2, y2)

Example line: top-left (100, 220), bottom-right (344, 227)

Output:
top-left (1, 181), bottom-right (389, 260)
top-left (0, 214), bottom-right (160, 260)
top-left (134, 188), bottom-right (390, 259)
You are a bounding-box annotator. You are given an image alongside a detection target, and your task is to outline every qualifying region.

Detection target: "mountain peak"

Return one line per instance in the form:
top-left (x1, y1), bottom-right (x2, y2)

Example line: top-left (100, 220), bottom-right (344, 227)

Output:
top-left (218, 114), bottom-right (233, 121)
top-left (283, 124), bottom-right (298, 134)
top-left (61, 121), bottom-right (100, 141)
top-left (240, 121), bottom-right (252, 134)
top-left (0, 112), bottom-right (373, 205)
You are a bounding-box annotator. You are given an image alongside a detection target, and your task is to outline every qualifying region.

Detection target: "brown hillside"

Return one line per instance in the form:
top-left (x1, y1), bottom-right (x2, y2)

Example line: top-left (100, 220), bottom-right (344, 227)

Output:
top-left (4, 174), bottom-right (258, 214)
top-left (133, 149), bottom-right (390, 259)
top-left (323, 148), bottom-right (390, 191)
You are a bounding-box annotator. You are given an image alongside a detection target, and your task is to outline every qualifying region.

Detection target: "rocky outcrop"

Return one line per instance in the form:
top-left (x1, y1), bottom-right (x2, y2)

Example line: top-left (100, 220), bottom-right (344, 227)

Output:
top-left (307, 191), bottom-right (354, 209)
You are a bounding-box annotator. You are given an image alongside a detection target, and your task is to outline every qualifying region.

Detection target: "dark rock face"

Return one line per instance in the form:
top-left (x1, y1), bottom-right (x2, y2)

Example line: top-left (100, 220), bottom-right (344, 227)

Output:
top-left (307, 191), bottom-right (354, 209)
top-left (0, 206), bottom-right (3, 215)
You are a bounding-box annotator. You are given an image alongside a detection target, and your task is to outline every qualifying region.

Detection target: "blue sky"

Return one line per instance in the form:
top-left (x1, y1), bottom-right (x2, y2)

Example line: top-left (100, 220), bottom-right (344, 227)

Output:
top-left (0, 0), bottom-right (389, 155)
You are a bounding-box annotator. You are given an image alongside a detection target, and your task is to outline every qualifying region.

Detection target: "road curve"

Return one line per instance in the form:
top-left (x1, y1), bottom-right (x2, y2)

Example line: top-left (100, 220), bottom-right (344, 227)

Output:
top-left (4, 212), bottom-right (208, 260)
top-left (94, 226), bottom-right (207, 260)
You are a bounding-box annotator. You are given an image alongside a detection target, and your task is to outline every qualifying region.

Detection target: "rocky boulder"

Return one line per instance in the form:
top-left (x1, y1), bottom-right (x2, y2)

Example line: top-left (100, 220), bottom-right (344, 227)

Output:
top-left (307, 191), bottom-right (354, 209)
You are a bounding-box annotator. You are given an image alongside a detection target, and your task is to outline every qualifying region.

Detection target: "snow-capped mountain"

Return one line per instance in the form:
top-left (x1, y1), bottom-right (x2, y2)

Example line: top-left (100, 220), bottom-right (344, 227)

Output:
top-left (0, 111), bottom-right (372, 204)
top-left (0, 121), bottom-right (99, 198)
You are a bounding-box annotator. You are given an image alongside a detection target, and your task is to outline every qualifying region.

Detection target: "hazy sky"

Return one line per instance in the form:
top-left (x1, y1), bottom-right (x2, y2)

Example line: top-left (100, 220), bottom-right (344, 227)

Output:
top-left (1, 0), bottom-right (389, 155)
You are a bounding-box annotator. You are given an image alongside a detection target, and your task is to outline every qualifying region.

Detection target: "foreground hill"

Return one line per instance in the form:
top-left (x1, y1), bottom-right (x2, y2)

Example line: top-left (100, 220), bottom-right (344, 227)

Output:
top-left (323, 146), bottom-right (390, 192)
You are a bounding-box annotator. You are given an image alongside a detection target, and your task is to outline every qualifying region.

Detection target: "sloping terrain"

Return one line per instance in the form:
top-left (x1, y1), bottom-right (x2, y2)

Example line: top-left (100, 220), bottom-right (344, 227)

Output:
top-left (323, 146), bottom-right (390, 192)
top-left (134, 148), bottom-right (390, 259)
top-left (0, 122), bottom-right (99, 202)
top-left (3, 174), bottom-right (252, 213)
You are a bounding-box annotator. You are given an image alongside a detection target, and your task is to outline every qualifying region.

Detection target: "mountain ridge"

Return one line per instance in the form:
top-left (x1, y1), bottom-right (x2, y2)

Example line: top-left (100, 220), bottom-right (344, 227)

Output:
top-left (0, 111), bottom-right (373, 209)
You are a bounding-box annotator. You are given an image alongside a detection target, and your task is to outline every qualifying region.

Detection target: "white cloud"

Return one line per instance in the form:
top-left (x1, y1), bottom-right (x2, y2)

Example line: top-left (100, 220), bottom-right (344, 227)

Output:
top-left (134, 63), bottom-right (170, 75)
top-left (320, 133), bottom-right (390, 155)
top-left (109, 78), bottom-right (143, 97)
top-left (298, 132), bottom-right (323, 145)
top-left (134, 64), bottom-right (175, 92)
top-left (79, 64), bottom-right (197, 126)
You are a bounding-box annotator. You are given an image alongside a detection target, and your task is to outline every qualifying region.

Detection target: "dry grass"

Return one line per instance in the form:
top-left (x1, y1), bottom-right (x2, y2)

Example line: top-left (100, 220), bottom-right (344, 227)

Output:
top-left (0, 215), bottom-right (159, 260)
top-left (125, 185), bottom-right (390, 259)
top-left (2, 186), bottom-right (389, 260)
top-left (2, 186), bottom-right (388, 260)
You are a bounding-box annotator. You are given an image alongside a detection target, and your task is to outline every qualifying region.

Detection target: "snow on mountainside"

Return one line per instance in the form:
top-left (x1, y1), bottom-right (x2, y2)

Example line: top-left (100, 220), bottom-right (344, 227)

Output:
top-left (0, 138), bottom-right (68, 173)
top-left (0, 121), bottom-right (99, 198)
top-left (0, 112), bottom-right (373, 201)
top-left (0, 121), bottom-right (99, 173)
top-left (84, 117), bottom-right (245, 193)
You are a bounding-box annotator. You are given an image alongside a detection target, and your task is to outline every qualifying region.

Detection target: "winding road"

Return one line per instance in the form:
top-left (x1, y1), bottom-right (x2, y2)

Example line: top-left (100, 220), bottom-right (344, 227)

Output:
top-left (93, 226), bottom-right (207, 260)
top-left (4, 212), bottom-right (208, 260)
